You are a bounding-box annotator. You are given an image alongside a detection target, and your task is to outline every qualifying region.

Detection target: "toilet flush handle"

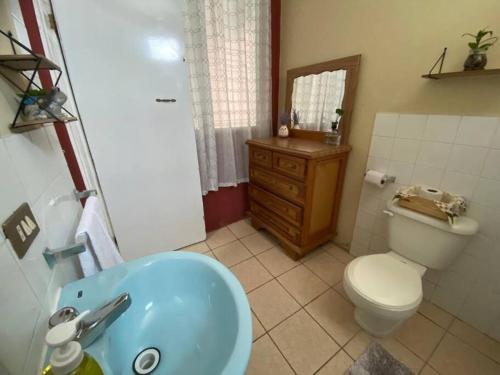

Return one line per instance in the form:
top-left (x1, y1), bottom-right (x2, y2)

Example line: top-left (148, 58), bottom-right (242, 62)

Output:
top-left (383, 210), bottom-right (394, 217)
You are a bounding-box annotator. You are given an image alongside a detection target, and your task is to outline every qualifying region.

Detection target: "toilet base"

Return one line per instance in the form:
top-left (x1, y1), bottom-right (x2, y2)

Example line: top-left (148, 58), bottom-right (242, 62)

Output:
top-left (354, 308), bottom-right (405, 337)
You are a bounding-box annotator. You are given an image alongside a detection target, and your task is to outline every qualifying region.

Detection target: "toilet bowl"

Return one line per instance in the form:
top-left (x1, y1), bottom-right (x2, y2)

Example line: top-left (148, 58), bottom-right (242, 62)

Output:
top-left (343, 252), bottom-right (424, 336)
top-left (343, 200), bottom-right (479, 337)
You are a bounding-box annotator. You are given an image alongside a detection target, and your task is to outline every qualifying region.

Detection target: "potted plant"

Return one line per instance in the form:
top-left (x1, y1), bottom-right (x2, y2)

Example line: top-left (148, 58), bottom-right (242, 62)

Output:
top-left (462, 28), bottom-right (498, 70)
top-left (331, 108), bottom-right (344, 132)
top-left (325, 108), bottom-right (344, 145)
top-left (292, 109), bottom-right (300, 129)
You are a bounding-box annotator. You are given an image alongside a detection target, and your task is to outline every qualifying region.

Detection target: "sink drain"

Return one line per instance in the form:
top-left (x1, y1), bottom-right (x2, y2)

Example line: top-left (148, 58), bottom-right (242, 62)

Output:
top-left (133, 347), bottom-right (161, 374)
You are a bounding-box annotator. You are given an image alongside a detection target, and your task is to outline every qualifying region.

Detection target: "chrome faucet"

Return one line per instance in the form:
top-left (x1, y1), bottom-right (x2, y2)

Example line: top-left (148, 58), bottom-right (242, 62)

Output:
top-left (49, 292), bottom-right (131, 348)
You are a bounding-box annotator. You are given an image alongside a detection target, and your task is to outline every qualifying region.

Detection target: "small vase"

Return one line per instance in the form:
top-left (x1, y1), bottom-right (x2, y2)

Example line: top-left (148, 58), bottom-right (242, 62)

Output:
top-left (278, 125), bottom-right (289, 138)
top-left (464, 49), bottom-right (487, 71)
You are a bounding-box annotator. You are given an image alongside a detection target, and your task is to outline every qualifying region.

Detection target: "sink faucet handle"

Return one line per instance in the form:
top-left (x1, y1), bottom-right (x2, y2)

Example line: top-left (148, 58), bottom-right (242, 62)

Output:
top-left (49, 306), bottom-right (80, 329)
top-left (46, 311), bottom-right (90, 347)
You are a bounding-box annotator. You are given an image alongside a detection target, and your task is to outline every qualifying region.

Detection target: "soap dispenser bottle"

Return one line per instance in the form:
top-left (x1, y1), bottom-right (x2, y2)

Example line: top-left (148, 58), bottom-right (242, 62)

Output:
top-left (42, 311), bottom-right (103, 375)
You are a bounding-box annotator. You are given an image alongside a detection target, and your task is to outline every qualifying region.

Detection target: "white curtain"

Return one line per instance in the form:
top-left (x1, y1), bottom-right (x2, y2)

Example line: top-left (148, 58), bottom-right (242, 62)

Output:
top-left (291, 69), bottom-right (346, 132)
top-left (184, 0), bottom-right (271, 194)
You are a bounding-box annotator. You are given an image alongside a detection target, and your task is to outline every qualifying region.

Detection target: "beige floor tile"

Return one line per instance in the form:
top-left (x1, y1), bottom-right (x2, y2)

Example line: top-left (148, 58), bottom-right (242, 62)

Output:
top-left (333, 281), bottom-right (351, 302)
top-left (270, 310), bottom-right (340, 375)
top-left (420, 365), bottom-right (440, 375)
top-left (394, 313), bottom-right (445, 360)
top-left (246, 334), bottom-right (294, 375)
top-left (206, 227), bottom-right (237, 249)
top-left (325, 244), bottom-right (355, 264)
top-left (278, 265), bottom-right (329, 305)
top-left (204, 251), bottom-right (216, 259)
top-left (305, 289), bottom-right (360, 346)
top-left (227, 218), bottom-right (256, 238)
top-left (230, 257), bottom-right (272, 293)
top-left (252, 312), bottom-right (265, 342)
top-left (299, 246), bottom-right (327, 263)
top-left (240, 231), bottom-right (276, 255)
top-left (429, 334), bottom-right (500, 375)
top-left (248, 280), bottom-right (300, 330)
top-left (449, 319), bottom-right (500, 363)
top-left (344, 331), bottom-right (424, 374)
top-left (257, 247), bottom-right (299, 277)
top-left (212, 240), bottom-right (252, 267)
top-left (316, 350), bottom-right (353, 375)
top-left (418, 300), bottom-right (454, 329)
top-left (179, 241), bottom-right (210, 253)
top-left (304, 252), bottom-right (346, 286)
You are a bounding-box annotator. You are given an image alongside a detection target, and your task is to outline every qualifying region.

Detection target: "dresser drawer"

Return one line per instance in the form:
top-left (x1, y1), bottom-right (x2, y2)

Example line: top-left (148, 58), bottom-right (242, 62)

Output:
top-left (249, 146), bottom-right (272, 168)
top-left (251, 202), bottom-right (301, 244)
top-left (249, 184), bottom-right (302, 227)
top-left (273, 152), bottom-right (306, 180)
top-left (250, 167), bottom-right (306, 205)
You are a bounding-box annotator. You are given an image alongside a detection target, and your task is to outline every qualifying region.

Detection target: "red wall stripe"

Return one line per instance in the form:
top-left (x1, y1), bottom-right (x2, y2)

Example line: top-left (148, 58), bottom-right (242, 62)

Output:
top-left (18, 0), bottom-right (87, 197)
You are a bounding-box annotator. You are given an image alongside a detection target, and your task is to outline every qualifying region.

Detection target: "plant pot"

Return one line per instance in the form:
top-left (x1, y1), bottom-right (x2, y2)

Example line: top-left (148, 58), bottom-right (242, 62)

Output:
top-left (278, 125), bottom-right (289, 138)
top-left (464, 49), bottom-right (487, 71)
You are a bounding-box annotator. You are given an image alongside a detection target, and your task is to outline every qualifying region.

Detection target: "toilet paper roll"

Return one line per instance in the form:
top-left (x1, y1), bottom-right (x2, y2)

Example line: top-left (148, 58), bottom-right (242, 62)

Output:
top-left (364, 170), bottom-right (386, 188)
top-left (420, 186), bottom-right (443, 201)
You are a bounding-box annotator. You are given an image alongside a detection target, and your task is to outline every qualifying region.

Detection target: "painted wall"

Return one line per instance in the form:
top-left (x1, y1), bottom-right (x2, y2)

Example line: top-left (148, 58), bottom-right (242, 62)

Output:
top-left (0, 1), bottom-right (81, 373)
top-left (279, 0), bottom-right (500, 247)
top-left (353, 112), bottom-right (500, 341)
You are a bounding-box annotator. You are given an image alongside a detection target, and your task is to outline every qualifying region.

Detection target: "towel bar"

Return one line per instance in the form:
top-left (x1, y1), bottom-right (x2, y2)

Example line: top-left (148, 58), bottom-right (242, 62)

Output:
top-left (74, 189), bottom-right (97, 200)
top-left (43, 233), bottom-right (89, 268)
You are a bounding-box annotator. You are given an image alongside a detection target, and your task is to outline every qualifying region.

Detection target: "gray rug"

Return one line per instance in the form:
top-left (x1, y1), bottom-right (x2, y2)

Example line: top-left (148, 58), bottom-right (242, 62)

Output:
top-left (347, 342), bottom-right (414, 375)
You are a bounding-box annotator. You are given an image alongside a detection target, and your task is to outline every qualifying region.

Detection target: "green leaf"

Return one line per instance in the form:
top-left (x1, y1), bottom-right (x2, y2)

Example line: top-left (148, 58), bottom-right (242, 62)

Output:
top-left (468, 42), bottom-right (478, 49)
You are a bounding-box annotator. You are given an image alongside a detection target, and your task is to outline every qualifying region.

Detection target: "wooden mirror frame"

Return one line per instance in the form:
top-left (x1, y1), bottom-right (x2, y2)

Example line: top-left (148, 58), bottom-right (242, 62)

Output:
top-left (284, 54), bottom-right (361, 144)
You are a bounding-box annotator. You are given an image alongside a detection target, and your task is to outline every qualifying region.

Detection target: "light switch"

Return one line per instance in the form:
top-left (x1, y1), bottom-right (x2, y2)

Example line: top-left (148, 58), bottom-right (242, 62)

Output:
top-left (2, 203), bottom-right (40, 259)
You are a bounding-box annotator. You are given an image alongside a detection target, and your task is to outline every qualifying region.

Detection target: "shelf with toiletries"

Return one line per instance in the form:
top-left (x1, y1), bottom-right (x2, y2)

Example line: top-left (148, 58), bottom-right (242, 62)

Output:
top-left (0, 29), bottom-right (77, 133)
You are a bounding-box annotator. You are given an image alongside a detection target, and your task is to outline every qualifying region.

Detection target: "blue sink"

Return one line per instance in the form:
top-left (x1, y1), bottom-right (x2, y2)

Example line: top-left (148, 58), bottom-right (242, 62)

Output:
top-left (57, 251), bottom-right (252, 375)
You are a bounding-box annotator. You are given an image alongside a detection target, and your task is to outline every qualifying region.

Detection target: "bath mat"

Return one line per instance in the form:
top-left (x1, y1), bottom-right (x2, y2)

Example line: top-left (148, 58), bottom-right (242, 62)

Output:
top-left (347, 342), bottom-right (413, 375)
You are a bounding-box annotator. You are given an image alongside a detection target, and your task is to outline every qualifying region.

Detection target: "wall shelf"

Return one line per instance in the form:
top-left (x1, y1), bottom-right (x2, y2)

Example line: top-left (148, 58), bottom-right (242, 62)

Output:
top-left (0, 29), bottom-right (77, 133)
top-left (422, 68), bottom-right (500, 80)
top-left (10, 116), bottom-right (78, 133)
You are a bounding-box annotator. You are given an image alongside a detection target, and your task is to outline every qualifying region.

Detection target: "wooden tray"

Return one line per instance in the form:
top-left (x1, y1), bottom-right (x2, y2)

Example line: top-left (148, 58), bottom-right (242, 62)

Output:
top-left (397, 196), bottom-right (448, 221)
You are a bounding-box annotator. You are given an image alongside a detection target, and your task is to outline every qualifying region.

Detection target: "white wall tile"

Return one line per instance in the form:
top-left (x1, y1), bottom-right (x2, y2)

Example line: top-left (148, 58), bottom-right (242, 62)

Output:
top-left (369, 136), bottom-right (394, 159)
top-left (447, 145), bottom-right (488, 176)
top-left (387, 161), bottom-right (414, 185)
top-left (417, 141), bottom-right (452, 168)
top-left (366, 156), bottom-right (390, 175)
top-left (355, 209), bottom-right (376, 231)
top-left (390, 138), bottom-right (420, 163)
top-left (455, 116), bottom-right (499, 147)
top-left (472, 178), bottom-right (500, 209)
top-left (423, 115), bottom-right (460, 143)
top-left (396, 114), bottom-right (427, 139)
top-left (491, 122), bottom-right (500, 149)
top-left (373, 113), bottom-right (398, 137)
top-left (440, 171), bottom-right (478, 199)
top-left (481, 149), bottom-right (500, 180)
top-left (411, 164), bottom-right (444, 186)
top-left (0, 242), bottom-right (40, 375)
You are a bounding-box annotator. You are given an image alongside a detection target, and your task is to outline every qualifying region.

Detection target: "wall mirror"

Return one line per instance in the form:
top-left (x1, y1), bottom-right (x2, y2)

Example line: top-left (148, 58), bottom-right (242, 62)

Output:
top-left (285, 54), bottom-right (361, 143)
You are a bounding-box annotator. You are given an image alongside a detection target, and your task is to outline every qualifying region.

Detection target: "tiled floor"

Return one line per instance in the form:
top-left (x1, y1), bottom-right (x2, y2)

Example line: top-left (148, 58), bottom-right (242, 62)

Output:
top-left (179, 218), bottom-right (500, 375)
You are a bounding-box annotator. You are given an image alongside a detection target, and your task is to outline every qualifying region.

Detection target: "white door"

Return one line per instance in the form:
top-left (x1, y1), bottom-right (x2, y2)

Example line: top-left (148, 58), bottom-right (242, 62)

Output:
top-left (52, 0), bottom-right (206, 260)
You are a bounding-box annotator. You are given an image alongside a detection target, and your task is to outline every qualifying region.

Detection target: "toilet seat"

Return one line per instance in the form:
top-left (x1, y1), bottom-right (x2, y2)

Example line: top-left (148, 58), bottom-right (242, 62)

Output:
top-left (345, 254), bottom-right (422, 312)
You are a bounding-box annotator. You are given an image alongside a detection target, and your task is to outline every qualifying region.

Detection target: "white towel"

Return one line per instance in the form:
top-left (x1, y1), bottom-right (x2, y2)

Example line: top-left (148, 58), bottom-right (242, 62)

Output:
top-left (76, 196), bottom-right (123, 276)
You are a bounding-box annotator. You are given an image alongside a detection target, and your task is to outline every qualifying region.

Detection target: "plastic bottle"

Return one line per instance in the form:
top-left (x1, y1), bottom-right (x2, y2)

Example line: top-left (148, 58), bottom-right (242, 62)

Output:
top-left (42, 311), bottom-right (103, 375)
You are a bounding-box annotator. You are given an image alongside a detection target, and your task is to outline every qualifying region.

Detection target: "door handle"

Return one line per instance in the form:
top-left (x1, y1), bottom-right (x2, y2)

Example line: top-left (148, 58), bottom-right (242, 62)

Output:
top-left (155, 98), bottom-right (177, 103)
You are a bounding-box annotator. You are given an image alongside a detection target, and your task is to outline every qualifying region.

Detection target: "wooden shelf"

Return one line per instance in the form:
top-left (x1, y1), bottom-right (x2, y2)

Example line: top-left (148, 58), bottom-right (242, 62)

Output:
top-left (422, 68), bottom-right (500, 80)
top-left (0, 54), bottom-right (61, 71)
top-left (10, 116), bottom-right (77, 133)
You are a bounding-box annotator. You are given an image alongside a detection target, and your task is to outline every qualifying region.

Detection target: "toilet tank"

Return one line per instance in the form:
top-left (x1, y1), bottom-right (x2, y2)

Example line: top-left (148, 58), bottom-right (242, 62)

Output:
top-left (385, 200), bottom-right (479, 270)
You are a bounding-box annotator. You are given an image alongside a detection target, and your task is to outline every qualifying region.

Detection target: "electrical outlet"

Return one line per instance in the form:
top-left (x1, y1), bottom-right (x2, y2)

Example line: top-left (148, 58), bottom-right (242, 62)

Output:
top-left (2, 203), bottom-right (40, 259)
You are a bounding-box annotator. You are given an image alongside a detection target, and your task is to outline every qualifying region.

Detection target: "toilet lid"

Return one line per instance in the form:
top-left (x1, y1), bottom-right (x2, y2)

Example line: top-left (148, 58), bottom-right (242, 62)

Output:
top-left (346, 254), bottom-right (422, 310)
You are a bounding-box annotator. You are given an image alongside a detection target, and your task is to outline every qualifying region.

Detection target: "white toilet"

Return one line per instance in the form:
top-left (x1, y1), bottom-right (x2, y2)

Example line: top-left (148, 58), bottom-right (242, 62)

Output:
top-left (343, 200), bottom-right (479, 337)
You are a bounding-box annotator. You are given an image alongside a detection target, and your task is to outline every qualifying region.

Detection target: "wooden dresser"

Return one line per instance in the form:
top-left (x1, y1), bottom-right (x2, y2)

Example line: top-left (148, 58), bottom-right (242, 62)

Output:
top-left (246, 137), bottom-right (351, 259)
